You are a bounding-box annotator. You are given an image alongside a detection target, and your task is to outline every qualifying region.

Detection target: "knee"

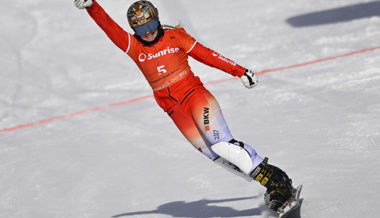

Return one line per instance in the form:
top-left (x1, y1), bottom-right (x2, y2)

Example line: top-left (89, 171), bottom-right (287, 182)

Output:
top-left (210, 139), bottom-right (264, 175)
top-left (228, 139), bottom-right (258, 157)
top-left (210, 141), bottom-right (254, 174)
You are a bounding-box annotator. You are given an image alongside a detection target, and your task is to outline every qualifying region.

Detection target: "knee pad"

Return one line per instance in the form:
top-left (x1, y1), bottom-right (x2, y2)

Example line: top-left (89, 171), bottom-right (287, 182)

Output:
top-left (211, 141), bottom-right (254, 175)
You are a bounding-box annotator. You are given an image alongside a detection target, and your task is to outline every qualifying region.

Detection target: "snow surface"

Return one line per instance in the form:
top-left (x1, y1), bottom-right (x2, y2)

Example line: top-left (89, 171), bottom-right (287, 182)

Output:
top-left (1, 0), bottom-right (380, 217)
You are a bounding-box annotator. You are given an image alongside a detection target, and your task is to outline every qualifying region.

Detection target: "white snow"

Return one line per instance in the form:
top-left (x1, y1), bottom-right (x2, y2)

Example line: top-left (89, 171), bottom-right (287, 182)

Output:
top-left (1, 0), bottom-right (380, 217)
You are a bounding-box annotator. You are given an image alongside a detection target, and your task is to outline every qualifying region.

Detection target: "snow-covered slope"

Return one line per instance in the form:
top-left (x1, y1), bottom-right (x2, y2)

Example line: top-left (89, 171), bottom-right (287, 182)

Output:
top-left (1, 0), bottom-right (380, 217)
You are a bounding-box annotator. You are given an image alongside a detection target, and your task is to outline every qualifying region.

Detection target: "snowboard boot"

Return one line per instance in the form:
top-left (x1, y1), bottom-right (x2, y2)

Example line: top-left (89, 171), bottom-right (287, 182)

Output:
top-left (250, 157), bottom-right (293, 210)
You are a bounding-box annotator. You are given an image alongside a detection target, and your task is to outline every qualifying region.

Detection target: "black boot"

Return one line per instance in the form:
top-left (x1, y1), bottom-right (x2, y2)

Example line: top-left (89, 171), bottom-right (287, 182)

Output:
top-left (250, 158), bottom-right (293, 210)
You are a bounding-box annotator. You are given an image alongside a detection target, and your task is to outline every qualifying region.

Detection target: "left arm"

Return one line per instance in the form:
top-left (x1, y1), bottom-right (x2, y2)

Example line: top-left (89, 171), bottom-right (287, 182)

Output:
top-left (175, 28), bottom-right (256, 88)
top-left (189, 42), bottom-right (258, 88)
top-left (189, 43), bottom-right (246, 77)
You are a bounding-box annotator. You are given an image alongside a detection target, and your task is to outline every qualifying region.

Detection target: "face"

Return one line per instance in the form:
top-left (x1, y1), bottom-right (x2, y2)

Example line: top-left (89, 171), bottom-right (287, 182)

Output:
top-left (140, 29), bottom-right (158, 42)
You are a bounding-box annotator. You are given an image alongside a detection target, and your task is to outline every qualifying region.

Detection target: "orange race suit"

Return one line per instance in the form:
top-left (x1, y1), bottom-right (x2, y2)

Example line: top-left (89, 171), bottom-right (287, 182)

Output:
top-left (86, 1), bottom-right (263, 169)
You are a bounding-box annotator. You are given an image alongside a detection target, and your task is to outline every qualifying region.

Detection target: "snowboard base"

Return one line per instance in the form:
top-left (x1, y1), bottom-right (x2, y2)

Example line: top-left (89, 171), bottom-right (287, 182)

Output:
top-left (277, 185), bottom-right (303, 218)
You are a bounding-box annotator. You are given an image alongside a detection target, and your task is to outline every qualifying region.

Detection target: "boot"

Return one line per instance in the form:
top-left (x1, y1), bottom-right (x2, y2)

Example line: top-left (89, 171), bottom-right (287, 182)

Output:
top-left (250, 158), bottom-right (293, 210)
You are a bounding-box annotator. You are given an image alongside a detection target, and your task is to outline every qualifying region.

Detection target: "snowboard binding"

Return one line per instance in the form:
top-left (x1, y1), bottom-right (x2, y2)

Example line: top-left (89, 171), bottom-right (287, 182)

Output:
top-left (250, 157), bottom-right (294, 210)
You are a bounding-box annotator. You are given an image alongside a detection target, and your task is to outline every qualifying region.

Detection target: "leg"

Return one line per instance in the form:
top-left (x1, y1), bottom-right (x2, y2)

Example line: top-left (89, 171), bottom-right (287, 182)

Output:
top-left (185, 88), bottom-right (263, 174)
top-left (169, 87), bottom-right (294, 209)
top-left (168, 96), bottom-right (219, 160)
top-left (184, 88), bottom-right (295, 209)
top-left (168, 88), bottom-right (254, 180)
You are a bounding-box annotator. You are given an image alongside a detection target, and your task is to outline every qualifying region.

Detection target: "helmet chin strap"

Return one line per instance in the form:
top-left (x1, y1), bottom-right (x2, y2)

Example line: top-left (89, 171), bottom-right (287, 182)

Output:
top-left (135, 24), bottom-right (164, 46)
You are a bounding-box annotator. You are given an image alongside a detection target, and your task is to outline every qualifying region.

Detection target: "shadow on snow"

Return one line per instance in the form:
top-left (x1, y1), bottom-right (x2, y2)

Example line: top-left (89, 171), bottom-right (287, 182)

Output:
top-left (111, 195), bottom-right (278, 217)
top-left (287, 1), bottom-right (380, 27)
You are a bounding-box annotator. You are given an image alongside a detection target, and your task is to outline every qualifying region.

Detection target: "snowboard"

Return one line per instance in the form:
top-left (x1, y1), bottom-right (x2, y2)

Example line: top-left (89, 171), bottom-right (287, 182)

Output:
top-left (276, 185), bottom-right (303, 218)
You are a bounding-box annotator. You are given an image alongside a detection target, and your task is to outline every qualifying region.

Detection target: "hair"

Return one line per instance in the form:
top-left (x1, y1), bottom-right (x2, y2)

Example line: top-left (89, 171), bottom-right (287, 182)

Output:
top-left (161, 21), bottom-right (183, 30)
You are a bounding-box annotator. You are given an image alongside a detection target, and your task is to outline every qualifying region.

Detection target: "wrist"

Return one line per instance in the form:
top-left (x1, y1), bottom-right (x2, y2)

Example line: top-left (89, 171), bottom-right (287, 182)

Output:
top-left (236, 67), bottom-right (247, 77)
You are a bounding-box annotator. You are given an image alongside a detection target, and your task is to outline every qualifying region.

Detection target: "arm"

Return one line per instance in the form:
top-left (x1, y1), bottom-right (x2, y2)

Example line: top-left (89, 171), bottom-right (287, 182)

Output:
top-left (75, 0), bottom-right (131, 52)
top-left (189, 42), bottom-right (246, 77)
top-left (189, 42), bottom-right (258, 88)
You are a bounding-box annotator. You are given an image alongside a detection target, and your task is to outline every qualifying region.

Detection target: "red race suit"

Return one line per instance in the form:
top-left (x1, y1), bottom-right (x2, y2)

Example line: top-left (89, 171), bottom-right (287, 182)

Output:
top-left (86, 1), bottom-right (265, 166)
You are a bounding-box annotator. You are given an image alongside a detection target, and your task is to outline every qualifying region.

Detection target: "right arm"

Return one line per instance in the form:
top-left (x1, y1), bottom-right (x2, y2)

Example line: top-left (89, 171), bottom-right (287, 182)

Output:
top-left (76, 0), bottom-right (131, 52)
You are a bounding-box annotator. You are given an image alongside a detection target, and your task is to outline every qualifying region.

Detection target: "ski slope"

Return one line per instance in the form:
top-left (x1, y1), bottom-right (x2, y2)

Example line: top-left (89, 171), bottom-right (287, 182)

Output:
top-left (1, 0), bottom-right (380, 217)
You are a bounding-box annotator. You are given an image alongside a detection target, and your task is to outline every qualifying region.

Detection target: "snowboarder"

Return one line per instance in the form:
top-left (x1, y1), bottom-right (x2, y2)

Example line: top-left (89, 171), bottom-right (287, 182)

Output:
top-left (74, 0), bottom-right (296, 212)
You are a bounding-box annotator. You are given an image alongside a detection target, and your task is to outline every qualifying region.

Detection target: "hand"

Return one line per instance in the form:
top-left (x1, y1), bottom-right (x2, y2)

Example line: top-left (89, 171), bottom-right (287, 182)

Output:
top-left (241, 69), bottom-right (258, 88)
top-left (74, 0), bottom-right (93, 9)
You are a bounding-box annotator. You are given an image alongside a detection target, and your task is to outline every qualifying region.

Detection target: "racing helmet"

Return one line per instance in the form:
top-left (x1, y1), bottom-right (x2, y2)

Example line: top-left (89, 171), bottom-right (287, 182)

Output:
top-left (127, 1), bottom-right (160, 36)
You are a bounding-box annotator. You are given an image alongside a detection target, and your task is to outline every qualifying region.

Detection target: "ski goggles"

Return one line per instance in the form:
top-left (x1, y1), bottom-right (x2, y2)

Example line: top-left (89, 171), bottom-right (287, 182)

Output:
top-left (133, 18), bottom-right (159, 37)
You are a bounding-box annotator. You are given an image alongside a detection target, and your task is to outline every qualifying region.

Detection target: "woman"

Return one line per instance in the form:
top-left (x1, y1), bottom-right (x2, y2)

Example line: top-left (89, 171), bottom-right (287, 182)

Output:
top-left (74, 0), bottom-right (295, 211)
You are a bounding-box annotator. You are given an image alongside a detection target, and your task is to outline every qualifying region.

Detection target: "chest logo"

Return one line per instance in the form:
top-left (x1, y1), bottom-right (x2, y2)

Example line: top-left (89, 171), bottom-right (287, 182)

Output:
top-left (138, 47), bottom-right (181, 63)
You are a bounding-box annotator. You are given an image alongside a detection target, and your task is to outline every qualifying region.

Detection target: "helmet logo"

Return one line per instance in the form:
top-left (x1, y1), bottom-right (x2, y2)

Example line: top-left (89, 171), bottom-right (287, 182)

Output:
top-left (127, 1), bottom-right (159, 28)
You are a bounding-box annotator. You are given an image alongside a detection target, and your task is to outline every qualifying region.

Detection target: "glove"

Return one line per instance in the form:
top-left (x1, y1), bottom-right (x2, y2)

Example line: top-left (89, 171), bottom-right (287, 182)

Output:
top-left (240, 69), bottom-right (258, 88)
top-left (74, 0), bottom-right (93, 9)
